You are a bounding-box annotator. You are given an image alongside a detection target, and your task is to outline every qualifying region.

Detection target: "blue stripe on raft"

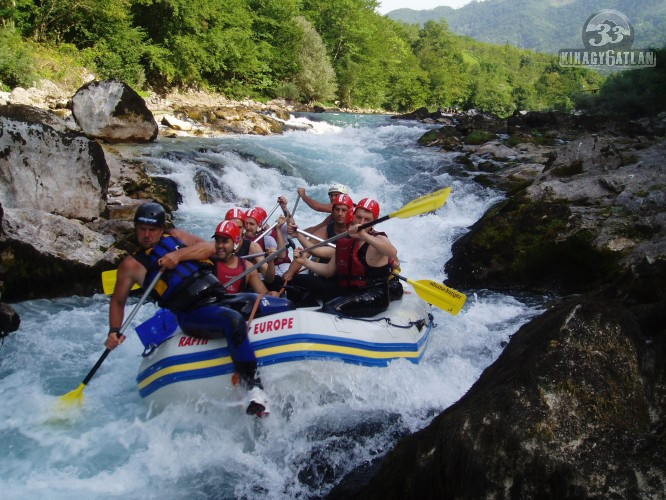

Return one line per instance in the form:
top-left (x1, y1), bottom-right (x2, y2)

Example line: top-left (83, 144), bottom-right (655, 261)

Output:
top-left (137, 320), bottom-right (433, 399)
top-left (136, 347), bottom-right (230, 384)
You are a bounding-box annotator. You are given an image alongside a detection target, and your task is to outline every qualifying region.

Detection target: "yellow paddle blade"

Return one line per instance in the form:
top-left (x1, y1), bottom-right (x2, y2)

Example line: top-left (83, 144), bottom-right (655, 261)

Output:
top-left (57, 383), bottom-right (85, 407)
top-left (102, 269), bottom-right (140, 295)
top-left (408, 277), bottom-right (467, 315)
top-left (390, 187), bottom-right (451, 219)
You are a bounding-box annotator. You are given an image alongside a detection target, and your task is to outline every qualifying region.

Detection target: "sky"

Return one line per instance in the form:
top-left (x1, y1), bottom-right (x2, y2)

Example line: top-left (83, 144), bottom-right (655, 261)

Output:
top-left (376, 0), bottom-right (476, 15)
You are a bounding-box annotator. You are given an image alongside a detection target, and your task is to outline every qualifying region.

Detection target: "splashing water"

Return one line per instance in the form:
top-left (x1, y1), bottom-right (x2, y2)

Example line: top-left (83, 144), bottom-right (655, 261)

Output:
top-left (0, 113), bottom-right (544, 499)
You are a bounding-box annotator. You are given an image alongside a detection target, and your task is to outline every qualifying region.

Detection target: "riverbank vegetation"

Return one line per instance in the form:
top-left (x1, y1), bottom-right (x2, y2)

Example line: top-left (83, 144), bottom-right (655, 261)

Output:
top-left (0, 0), bottom-right (655, 116)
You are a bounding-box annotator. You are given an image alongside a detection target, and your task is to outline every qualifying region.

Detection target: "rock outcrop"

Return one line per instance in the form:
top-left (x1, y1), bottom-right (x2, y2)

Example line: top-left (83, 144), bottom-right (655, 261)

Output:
top-left (0, 302), bottom-right (20, 338)
top-left (72, 79), bottom-right (158, 143)
top-left (445, 137), bottom-right (666, 294)
top-left (0, 208), bottom-right (123, 300)
top-left (329, 297), bottom-right (665, 499)
top-left (0, 104), bottom-right (109, 220)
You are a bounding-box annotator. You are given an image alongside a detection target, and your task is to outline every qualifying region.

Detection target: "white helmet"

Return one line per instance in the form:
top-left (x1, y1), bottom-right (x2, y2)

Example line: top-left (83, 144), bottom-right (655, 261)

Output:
top-left (328, 183), bottom-right (349, 195)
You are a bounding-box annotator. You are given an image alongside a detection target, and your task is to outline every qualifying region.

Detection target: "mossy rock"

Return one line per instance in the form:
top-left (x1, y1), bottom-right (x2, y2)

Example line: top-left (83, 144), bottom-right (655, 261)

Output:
top-left (463, 130), bottom-right (497, 145)
top-left (446, 195), bottom-right (621, 293)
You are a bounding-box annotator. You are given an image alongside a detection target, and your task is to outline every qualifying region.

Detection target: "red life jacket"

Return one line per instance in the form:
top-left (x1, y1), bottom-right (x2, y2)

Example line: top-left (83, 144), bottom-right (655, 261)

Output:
top-left (215, 257), bottom-right (247, 294)
top-left (335, 231), bottom-right (391, 288)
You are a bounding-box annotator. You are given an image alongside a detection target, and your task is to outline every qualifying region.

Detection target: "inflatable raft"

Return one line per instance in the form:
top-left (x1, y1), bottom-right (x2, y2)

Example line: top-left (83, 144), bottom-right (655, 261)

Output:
top-left (135, 292), bottom-right (434, 410)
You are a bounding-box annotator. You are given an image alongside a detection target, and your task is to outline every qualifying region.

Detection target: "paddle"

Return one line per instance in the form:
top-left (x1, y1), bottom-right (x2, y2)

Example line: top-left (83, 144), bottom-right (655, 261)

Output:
top-left (291, 194), bottom-right (301, 217)
top-left (56, 271), bottom-right (163, 408)
top-left (223, 239), bottom-right (296, 289)
top-left (252, 222), bottom-right (277, 243)
top-left (102, 269), bottom-right (139, 295)
top-left (296, 228), bottom-right (336, 248)
top-left (300, 187), bottom-right (452, 255)
top-left (392, 273), bottom-right (466, 315)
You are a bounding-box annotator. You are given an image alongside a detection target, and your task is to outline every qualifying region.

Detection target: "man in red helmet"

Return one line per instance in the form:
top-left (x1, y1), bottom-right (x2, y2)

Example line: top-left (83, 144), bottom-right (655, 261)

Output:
top-left (291, 198), bottom-right (398, 317)
top-left (224, 207), bottom-right (276, 285)
top-left (246, 205), bottom-right (292, 283)
top-left (281, 193), bottom-right (354, 283)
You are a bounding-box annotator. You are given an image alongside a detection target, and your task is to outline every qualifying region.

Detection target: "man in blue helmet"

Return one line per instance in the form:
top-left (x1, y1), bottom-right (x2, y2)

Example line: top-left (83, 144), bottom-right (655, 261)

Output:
top-left (105, 202), bottom-right (269, 417)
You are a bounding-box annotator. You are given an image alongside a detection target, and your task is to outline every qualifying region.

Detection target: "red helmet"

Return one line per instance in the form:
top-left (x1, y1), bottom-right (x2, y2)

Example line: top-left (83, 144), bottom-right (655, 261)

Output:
top-left (346, 207), bottom-right (355, 225)
top-left (246, 207), bottom-right (267, 226)
top-left (225, 207), bottom-right (246, 223)
top-left (356, 198), bottom-right (380, 219)
top-left (212, 220), bottom-right (242, 248)
top-left (331, 194), bottom-right (354, 211)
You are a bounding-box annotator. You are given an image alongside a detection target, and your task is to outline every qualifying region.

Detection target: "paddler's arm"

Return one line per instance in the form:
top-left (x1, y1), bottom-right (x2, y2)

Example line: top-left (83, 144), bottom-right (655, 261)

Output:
top-left (298, 187), bottom-right (332, 213)
top-left (106, 257), bottom-right (144, 350)
top-left (293, 248), bottom-right (336, 278)
top-left (158, 241), bottom-right (216, 270)
top-left (246, 269), bottom-right (280, 297)
top-left (248, 240), bottom-right (275, 282)
top-left (170, 227), bottom-right (206, 246)
top-left (350, 225), bottom-right (397, 260)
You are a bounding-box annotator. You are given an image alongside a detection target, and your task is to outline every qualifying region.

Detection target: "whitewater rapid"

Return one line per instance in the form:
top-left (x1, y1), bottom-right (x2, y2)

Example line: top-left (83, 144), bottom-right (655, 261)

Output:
top-left (0, 113), bottom-right (543, 499)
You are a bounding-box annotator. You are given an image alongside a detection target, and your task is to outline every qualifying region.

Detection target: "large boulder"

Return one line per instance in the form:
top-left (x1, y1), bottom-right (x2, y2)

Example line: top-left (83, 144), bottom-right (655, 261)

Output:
top-left (329, 297), bottom-right (665, 499)
top-left (445, 137), bottom-right (666, 294)
top-left (72, 79), bottom-right (158, 143)
top-left (0, 208), bottom-right (124, 301)
top-left (0, 105), bottom-right (109, 220)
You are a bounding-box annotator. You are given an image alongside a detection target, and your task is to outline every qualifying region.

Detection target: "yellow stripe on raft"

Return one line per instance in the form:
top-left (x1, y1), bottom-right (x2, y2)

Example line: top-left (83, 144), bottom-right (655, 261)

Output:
top-left (255, 342), bottom-right (426, 360)
top-left (139, 342), bottom-right (427, 391)
top-left (138, 355), bottom-right (233, 390)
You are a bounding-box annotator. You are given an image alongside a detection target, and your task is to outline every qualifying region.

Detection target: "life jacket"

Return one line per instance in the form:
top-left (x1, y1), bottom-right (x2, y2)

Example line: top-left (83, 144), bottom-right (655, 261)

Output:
top-left (256, 228), bottom-right (291, 266)
top-left (134, 233), bottom-right (214, 309)
top-left (335, 231), bottom-right (391, 288)
top-left (215, 257), bottom-right (247, 294)
top-left (326, 221), bottom-right (337, 239)
top-left (237, 239), bottom-right (252, 258)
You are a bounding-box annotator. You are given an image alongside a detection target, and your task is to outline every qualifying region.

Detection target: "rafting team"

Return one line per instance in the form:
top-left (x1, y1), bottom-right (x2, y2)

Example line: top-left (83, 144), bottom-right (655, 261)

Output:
top-left (106, 184), bottom-right (402, 417)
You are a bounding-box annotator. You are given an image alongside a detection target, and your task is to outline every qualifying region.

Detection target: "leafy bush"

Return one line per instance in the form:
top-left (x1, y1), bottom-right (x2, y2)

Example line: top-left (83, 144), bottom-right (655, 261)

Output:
top-left (0, 28), bottom-right (35, 89)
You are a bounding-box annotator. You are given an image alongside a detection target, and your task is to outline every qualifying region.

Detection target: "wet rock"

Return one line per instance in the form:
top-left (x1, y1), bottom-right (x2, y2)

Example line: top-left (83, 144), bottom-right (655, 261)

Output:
top-left (0, 302), bottom-right (20, 338)
top-left (161, 114), bottom-right (192, 131)
top-left (0, 104), bottom-right (109, 221)
top-left (173, 104), bottom-right (285, 136)
top-left (0, 208), bottom-right (124, 301)
top-left (72, 79), bottom-right (158, 143)
top-left (446, 138), bottom-right (666, 294)
top-left (330, 297), bottom-right (665, 499)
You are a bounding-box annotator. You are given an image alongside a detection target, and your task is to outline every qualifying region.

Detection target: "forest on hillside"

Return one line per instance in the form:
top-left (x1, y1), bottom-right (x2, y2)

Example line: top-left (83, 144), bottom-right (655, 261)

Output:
top-left (0, 0), bottom-right (648, 116)
top-left (388, 0), bottom-right (666, 54)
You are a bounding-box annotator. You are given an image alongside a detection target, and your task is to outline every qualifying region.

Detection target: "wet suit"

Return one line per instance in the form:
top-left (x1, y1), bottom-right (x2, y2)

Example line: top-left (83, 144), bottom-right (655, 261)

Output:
top-left (135, 234), bottom-right (262, 389)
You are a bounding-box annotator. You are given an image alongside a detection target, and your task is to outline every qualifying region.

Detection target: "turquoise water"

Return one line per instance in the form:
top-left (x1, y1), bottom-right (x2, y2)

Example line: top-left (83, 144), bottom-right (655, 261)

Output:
top-left (0, 113), bottom-right (543, 499)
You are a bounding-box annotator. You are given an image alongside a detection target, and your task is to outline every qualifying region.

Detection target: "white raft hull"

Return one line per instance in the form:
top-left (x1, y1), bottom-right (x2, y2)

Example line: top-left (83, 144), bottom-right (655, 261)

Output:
top-left (136, 293), bottom-right (433, 409)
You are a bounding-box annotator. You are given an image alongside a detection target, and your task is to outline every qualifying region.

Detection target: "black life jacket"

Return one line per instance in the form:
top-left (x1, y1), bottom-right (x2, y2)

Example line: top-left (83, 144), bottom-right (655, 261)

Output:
top-left (134, 233), bottom-right (214, 309)
top-left (335, 231), bottom-right (391, 288)
top-left (237, 239), bottom-right (251, 257)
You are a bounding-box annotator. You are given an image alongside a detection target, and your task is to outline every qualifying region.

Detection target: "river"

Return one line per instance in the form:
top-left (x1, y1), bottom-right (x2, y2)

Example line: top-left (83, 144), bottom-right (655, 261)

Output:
top-left (0, 113), bottom-right (543, 499)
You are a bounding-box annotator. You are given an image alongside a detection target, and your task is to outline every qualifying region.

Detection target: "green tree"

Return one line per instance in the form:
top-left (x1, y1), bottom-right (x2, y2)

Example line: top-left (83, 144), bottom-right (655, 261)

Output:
top-left (292, 16), bottom-right (337, 104)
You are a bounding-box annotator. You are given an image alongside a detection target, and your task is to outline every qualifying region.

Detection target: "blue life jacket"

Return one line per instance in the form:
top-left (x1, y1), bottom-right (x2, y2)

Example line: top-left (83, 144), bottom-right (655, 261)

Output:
top-left (134, 233), bottom-right (214, 309)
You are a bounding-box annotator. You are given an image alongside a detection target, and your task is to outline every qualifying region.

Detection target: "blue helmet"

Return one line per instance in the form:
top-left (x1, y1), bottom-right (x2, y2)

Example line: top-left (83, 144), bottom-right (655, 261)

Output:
top-left (134, 202), bottom-right (166, 227)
